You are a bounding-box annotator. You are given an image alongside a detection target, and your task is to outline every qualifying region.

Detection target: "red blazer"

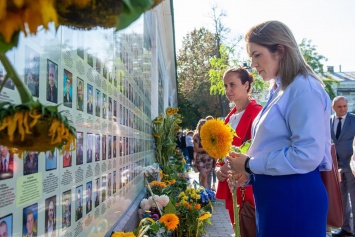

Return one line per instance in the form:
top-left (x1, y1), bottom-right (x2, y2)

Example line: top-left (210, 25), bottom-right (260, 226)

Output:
top-left (215, 100), bottom-right (262, 211)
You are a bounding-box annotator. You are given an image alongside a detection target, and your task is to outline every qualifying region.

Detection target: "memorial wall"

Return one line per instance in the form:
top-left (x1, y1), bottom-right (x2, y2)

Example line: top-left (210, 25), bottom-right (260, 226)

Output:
top-left (0, 7), bottom-right (175, 236)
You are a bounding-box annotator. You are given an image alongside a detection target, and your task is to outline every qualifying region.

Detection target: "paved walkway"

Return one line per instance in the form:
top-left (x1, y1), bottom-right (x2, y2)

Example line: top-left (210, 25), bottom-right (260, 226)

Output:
top-left (188, 169), bottom-right (235, 237)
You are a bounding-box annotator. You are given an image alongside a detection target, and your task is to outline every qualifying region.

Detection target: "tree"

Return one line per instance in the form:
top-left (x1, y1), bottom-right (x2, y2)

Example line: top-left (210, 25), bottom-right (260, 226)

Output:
top-left (177, 28), bottom-right (219, 129)
top-left (299, 38), bottom-right (339, 100)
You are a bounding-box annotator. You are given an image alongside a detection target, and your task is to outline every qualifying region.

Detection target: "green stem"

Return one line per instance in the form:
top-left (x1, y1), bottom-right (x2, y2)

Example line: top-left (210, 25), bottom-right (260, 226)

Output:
top-left (0, 52), bottom-right (33, 103)
top-left (144, 175), bottom-right (163, 216)
top-left (232, 176), bottom-right (241, 237)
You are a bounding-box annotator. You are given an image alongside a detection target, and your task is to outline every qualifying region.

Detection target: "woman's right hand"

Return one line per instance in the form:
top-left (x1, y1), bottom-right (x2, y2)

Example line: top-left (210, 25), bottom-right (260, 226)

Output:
top-left (215, 162), bottom-right (230, 182)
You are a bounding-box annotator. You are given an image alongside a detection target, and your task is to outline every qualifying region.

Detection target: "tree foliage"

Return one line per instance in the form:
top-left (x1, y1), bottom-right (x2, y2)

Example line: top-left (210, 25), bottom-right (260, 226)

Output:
top-left (299, 38), bottom-right (339, 100)
top-left (177, 28), bottom-right (219, 129)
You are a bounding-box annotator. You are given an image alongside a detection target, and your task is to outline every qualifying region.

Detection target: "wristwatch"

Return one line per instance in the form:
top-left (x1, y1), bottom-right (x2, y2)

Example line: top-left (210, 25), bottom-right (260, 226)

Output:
top-left (244, 156), bottom-right (253, 174)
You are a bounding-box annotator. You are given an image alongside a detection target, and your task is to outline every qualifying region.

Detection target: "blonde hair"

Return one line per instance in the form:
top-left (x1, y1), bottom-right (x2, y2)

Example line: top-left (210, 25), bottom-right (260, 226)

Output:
top-left (245, 20), bottom-right (323, 90)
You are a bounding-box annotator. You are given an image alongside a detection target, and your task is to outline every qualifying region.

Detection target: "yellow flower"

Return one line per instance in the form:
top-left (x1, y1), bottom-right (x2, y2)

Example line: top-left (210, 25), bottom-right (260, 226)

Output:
top-left (159, 214), bottom-right (179, 230)
top-left (111, 232), bottom-right (136, 237)
top-left (198, 212), bottom-right (212, 221)
top-left (200, 119), bottom-right (234, 159)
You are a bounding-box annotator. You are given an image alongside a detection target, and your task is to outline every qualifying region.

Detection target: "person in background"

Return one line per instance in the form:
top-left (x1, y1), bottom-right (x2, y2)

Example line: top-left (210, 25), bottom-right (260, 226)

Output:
top-left (186, 131), bottom-right (194, 165)
top-left (331, 96), bottom-right (355, 237)
top-left (215, 67), bottom-right (262, 230)
top-left (226, 20), bottom-right (331, 236)
top-left (193, 119), bottom-right (214, 188)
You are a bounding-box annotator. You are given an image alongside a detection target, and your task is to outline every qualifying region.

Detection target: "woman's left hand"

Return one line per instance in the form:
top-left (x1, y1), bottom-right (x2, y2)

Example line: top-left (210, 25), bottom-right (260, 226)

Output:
top-left (226, 152), bottom-right (249, 173)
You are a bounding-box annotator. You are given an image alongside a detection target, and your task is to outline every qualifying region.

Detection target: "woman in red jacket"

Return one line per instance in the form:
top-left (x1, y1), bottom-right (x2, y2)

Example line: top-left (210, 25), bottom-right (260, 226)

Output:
top-left (215, 67), bottom-right (262, 232)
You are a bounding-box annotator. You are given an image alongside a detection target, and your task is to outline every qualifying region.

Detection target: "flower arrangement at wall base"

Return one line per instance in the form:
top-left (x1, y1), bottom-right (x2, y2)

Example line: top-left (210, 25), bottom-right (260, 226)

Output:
top-left (152, 107), bottom-right (182, 173)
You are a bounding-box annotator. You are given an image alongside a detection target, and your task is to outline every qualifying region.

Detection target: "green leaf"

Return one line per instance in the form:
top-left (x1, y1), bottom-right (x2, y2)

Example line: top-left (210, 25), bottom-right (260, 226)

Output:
top-left (239, 139), bottom-right (252, 154)
top-left (116, 0), bottom-right (153, 31)
top-left (163, 200), bottom-right (176, 214)
top-left (0, 32), bottom-right (20, 53)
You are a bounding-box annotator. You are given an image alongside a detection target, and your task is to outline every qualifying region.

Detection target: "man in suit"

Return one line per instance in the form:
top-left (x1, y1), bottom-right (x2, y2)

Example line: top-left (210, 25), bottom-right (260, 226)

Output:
top-left (331, 96), bottom-right (355, 237)
top-left (63, 77), bottom-right (72, 108)
top-left (45, 199), bottom-right (56, 237)
top-left (75, 189), bottom-right (83, 221)
top-left (46, 61), bottom-right (57, 103)
top-left (0, 146), bottom-right (13, 180)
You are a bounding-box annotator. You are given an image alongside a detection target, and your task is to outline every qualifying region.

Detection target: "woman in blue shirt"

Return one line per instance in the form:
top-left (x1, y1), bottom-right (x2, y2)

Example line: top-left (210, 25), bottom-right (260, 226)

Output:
top-left (227, 20), bottom-right (332, 237)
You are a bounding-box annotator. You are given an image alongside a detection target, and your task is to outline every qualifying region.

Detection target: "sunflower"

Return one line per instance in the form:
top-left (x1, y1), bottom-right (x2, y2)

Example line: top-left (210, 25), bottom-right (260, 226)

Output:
top-left (200, 118), bottom-right (235, 159)
top-left (111, 232), bottom-right (136, 237)
top-left (198, 212), bottom-right (212, 221)
top-left (159, 213), bottom-right (179, 231)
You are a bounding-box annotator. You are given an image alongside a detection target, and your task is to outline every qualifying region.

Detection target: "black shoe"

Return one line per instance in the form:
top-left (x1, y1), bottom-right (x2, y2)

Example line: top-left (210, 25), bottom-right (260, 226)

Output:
top-left (332, 229), bottom-right (354, 237)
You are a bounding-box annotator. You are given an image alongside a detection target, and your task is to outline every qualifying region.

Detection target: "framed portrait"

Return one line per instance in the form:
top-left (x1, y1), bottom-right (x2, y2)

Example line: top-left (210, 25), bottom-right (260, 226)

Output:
top-left (0, 63), bottom-right (14, 90)
top-left (94, 178), bottom-right (100, 208)
top-left (108, 135), bottom-right (112, 160)
top-left (113, 171), bottom-right (117, 194)
top-left (102, 135), bottom-right (106, 160)
top-left (46, 59), bottom-right (58, 103)
top-left (102, 93), bottom-right (107, 119)
top-left (75, 186), bottom-right (83, 221)
top-left (45, 195), bottom-right (56, 237)
top-left (87, 84), bottom-right (93, 115)
top-left (113, 136), bottom-right (117, 158)
top-left (0, 214), bottom-right (13, 237)
top-left (95, 89), bottom-right (101, 117)
top-left (86, 133), bottom-right (93, 163)
top-left (76, 131), bottom-right (83, 165)
top-left (95, 134), bottom-right (100, 162)
top-left (63, 150), bottom-right (72, 168)
top-left (62, 190), bottom-right (71, 229)
top-left (0, 145), bottom-right (14, 180)
top-left (23, 151), bottom-right (38, 175)
top-left (113, 100), bottom-right (117, 119)
top-left (107, 173), bottom-right (112, 197)
top-left (63, 69), bottom-right (72, 108)
top-left (108, 97), bottom-right (112, 121)
top-left (86, 182), bottom-right (92, 214)
top-left (46, 149), bottom-right (57, 171)
top-left (76, 77), bottom-right (84, 111)
top-left (25, 46), bottom-right (40, 97)
top-left (23, 203), bottom-right (38, 237)
top-left (101, 175), bottom-right (106, 202)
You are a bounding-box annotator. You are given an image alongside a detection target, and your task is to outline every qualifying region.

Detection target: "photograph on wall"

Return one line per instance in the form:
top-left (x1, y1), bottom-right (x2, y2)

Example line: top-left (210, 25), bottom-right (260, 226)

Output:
top-left (46, 59), bottom-right (58, 103)
top-left (86, 181), bottom-right (92, 214)
top-left (113, 100), bottom-right (117, 121)
top-left (119, 137), bottom-right (123, 157)
top-left (22, 203), bottom-right (38, 237)
top-left (94, 178), bottom-right (100, 208)
top-left (119, 104), bottom-right (122, 125)
top-left (108, 97), bottom-right (112, 121)
top-left (87, 133), bottom-right (93, 163)
top-left (63, 150), bottom-right (72, 168)
top-left (75, 185), bottom-right (83, 221)
top-left (24, 46), bottom-right (40, 97)
top-left (107, 173), bottom-right (112, 197)
top-left (87, 54), bottom-right (93, 68)
top-left (0, 214), bottom-right (13, 237)
top-left (76, 78), bottom-right (84, 111)
top-left (101, 175), bottom-right (106, 202)
top-left (77, 48), bottom-right (84, 60)
top-left (23, 151), bottom-right (38, 175)
top-left (95, 134), bottom-right (100, 162)
top-left (45, 149), bottom-right (57, 171)
top-left (102, 135), bottom-right (106, 161)
top-left (102, 93), bottom-right (107, 119)
top-left (63, 69), bottom-right (73, 108)
top-left (0, 145), bottom-right (14, 180)
top-left (0, 63), bottom-right (14, 90)
top-left (113, 136), bottom-right (117, 158)
top-left (45, 195), bottom-right (56, 237)
top-left (108, 135), bottom-right (112, 160)
top-left (62, 190), bottom-right (71, 229)
top-left (76, 131), bottom-right (83, 165)
top-left (95, 89), bottom-right (100, 117)
top-left (103, 66), bottom-right (107, 79)
top-left (113, 171), bottom-right (116, 194)
top-left (95, 57), bottom-right (101, 74)
top-left (87, 84), bottom-right (93, 115)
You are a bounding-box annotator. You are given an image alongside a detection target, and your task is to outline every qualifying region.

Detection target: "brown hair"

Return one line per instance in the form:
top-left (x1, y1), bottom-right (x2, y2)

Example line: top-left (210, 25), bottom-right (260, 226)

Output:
top-left (245, 20), bottom-right (323, 90)
top-left (223, 67), bottom-right (254, 95)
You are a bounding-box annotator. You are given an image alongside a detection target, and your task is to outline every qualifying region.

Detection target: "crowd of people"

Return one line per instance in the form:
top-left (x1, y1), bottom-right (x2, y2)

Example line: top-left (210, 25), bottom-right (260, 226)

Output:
top-left (176, 20), bottom-right (355, 237)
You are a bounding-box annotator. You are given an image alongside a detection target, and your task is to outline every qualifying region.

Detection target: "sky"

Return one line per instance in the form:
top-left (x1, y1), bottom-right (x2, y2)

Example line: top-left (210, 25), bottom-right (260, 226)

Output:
top-left (172, 0), bottom-right (355, 72)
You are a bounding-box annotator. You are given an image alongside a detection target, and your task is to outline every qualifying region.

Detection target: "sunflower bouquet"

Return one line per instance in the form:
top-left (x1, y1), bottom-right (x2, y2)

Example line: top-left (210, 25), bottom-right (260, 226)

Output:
top-left (199, 118), bottom-right (241, 237)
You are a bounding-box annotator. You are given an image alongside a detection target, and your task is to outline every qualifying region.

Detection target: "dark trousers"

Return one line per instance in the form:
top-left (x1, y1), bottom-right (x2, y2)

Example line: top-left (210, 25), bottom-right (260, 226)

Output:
top-left (187, 146), bottom-right (194, 164)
